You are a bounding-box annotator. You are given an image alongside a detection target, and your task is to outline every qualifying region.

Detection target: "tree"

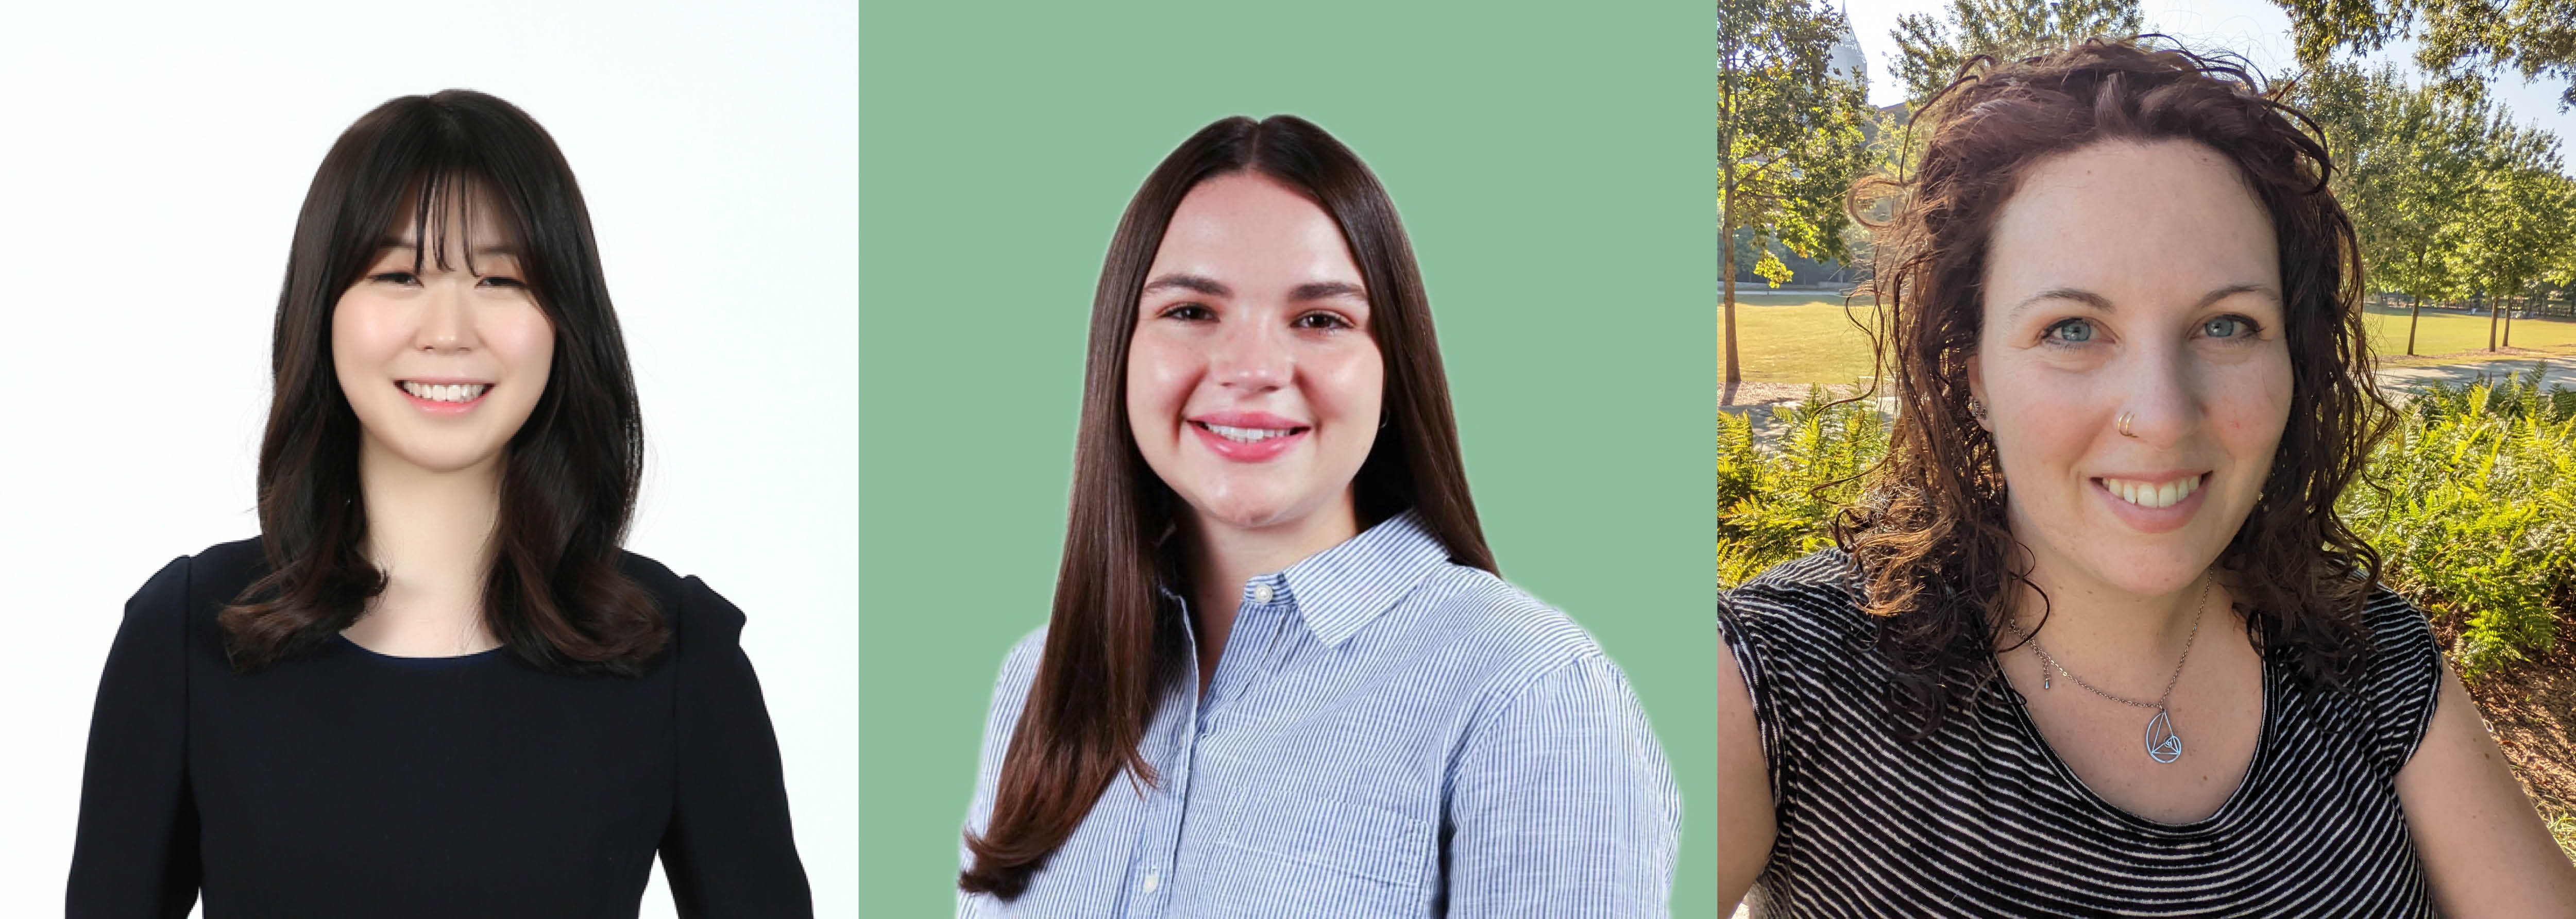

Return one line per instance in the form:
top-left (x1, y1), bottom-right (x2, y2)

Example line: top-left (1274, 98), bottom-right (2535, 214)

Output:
top-left (2297, 62), bottom-right (2492, 354)
top-left (2459, 132), bottom-right (2571, 349)
top-left (1888, 0), bottom-right (2145, 106)
top-left (1718, 0), bottom-right (1875, 386)
top-left (2273, 0), bottom-right (2576, 109)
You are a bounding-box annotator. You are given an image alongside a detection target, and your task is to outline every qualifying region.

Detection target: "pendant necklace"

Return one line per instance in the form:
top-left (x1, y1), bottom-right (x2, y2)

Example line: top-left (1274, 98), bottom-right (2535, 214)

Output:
top-left (2002, 574), bottom-right (2210, 764)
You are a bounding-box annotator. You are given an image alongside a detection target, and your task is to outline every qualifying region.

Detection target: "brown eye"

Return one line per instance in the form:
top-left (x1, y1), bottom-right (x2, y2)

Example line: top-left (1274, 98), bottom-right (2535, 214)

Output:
top-left (1159, 304), bottom-right (1214, 321)
top-left (1293, 312), bottom-right (1351, 331)
top-left (370, 272), bottom-right (419, 286)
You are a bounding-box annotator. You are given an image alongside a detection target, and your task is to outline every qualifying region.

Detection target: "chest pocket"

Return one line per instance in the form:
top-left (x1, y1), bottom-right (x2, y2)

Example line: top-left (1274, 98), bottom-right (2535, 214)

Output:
top-left (1202, 788), bottom-right (1436, 914)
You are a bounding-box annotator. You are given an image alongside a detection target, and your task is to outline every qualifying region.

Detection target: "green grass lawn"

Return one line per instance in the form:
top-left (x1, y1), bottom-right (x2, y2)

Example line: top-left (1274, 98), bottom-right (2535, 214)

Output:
top-left (1723, 297), bottom-right (2576, 383)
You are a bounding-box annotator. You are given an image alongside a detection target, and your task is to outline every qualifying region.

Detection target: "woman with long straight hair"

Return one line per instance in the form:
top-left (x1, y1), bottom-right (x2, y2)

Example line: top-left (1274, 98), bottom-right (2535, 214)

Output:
top-left (955, 114), bottom-right (1679, 915)
top-left (1717, 40), bottom-right (2576, 916)
top-left (67, 90), bottom-right (811, 916)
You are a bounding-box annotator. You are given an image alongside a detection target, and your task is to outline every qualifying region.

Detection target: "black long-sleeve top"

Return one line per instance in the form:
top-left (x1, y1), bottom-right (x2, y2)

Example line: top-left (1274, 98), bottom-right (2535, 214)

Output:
top-left (66, 538), bottom-right (812, 917)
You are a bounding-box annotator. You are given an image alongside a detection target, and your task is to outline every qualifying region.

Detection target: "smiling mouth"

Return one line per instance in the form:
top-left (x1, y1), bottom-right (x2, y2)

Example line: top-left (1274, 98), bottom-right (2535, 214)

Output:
top-left (2095, 473), bottom-right (2207, 510)
top-left (400, 381), bottom-right (491, 404)
top-left (1192, 420), bottom-right (1307, 444)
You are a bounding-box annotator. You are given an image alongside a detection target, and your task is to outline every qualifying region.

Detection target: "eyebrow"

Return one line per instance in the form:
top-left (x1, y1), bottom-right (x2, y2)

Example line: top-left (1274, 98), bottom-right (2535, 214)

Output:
top-left (1142, 274), bottom-right (1229, 297)
top-left (2005, 283), bottom-right (2279, 322)
top-left (1140, 274), bottom-right (1367, 302)
top-left (1290, 280), bottom-right (1367, 302)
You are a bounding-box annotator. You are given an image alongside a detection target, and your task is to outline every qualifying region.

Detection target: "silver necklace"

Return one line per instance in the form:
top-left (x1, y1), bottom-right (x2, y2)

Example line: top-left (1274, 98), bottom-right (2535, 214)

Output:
top-left (2001, 574), bottom-right (2211, 764)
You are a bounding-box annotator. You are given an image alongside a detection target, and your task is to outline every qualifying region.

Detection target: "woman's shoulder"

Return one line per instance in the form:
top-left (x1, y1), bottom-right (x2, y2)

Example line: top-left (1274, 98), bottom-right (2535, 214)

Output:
top-left (613, 549), bottom-right (749, 652)
top-left (124, 537), bottom-right (268, 628)
top-left (2349, 582), bottom-right (2444, 703)
top-left (1418, 564), bottom-right (1616, 677)
top-left (1721, 547), bottom-right (1875, 648)
top-left (2353, 582), bottom-right (2440, 657)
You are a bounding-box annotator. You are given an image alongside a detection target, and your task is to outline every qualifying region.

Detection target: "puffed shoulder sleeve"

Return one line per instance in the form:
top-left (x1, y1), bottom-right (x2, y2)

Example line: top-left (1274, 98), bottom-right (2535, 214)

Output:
top-left (67, 556), bottom-right (201, 918)
top-left (660, 576), bottom-right (816, 917)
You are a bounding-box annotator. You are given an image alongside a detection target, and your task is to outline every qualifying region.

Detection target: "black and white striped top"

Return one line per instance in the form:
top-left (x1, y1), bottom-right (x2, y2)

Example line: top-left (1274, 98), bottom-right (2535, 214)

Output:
top-left (1721, 549), bottom-right (2443, 917)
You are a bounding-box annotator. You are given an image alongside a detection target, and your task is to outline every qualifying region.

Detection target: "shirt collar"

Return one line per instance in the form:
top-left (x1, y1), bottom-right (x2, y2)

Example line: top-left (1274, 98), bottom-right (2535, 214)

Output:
top-left (1248, 508), bottom-right (1453, 648)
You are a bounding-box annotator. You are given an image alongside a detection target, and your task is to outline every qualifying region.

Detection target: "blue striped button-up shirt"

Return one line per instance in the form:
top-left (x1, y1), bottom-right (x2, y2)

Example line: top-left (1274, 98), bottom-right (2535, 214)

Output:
top-left (958, 510), bottom-right (1679, 917)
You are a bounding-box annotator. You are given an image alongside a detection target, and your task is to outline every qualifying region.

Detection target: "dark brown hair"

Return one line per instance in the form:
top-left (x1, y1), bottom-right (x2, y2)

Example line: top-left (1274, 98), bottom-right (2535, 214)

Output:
top-left (218, 90), bottom-right (665, 676)
top-left (959, 114), bottom-right (1495, 898)
top-left (1837, 40), bottom-right (2397, 733)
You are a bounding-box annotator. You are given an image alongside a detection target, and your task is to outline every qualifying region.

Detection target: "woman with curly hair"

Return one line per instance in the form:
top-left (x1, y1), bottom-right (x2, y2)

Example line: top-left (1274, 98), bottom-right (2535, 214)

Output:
top-left (1718, 40), bottom-right (2576, 916)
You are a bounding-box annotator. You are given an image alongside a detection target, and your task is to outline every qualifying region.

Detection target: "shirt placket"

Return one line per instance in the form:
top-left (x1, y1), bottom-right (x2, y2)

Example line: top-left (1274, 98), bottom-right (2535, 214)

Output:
top-left (1118, 575), bottom-right (1292, 918)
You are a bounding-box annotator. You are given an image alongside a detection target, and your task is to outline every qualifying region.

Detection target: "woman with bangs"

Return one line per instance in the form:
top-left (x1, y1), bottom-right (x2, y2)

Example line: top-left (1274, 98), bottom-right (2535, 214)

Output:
top-left (67, 91), bottom-right (811, 916)
top-left (1717, 40), bottom-right (2576, 916)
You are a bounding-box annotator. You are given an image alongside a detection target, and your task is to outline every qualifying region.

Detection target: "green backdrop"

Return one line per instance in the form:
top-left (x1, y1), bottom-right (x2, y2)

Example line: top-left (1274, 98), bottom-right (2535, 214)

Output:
top-left (859, 2), bottom-right (1717, 913)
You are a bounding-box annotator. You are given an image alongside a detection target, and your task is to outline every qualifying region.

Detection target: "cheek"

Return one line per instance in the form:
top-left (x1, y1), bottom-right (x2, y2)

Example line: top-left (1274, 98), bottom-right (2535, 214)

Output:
top-left (489, 306), bottom-right (555, 388)
top-left (2216, 347), bottom-right (2295, 456)
top-left (1123, 335), bottom-right (1195, 429)
top-left (1309, 343), bottom-right (1385, 428)
top-left (329, 295), bottom-right (400, 384)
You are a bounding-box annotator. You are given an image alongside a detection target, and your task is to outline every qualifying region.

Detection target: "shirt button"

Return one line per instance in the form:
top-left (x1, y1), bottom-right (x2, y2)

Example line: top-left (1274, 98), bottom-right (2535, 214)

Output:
top-left (1252, 584), bottom-right (1275, 604)
top-left (1142, 870), bottom-right (1160, 894)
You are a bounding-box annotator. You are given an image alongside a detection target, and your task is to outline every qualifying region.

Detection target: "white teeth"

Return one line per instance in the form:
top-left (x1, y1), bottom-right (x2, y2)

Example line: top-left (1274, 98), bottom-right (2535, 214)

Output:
top-left (2102, 475), bottom-right (2199, 509)
top-left (1203, 423), bottom-right (1296, 444)
top-left (402, 382), bottom-right (489, 404)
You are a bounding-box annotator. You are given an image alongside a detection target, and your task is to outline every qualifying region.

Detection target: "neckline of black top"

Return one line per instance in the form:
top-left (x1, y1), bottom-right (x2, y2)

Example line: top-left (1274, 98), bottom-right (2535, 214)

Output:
top-left (332, 633), bottom-right (508, 671)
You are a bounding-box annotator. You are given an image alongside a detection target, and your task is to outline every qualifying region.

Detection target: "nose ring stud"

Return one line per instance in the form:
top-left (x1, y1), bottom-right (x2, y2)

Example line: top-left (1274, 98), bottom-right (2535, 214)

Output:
top-left (2117, 411), bottom-right (2138, 438)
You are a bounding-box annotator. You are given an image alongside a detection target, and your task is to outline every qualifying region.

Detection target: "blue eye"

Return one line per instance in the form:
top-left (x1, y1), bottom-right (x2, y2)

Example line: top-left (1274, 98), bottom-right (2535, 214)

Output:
top-left (2203, 315), bottom-right (2256, 339)
top-left (2045, 318), bottom-right (2095, 344)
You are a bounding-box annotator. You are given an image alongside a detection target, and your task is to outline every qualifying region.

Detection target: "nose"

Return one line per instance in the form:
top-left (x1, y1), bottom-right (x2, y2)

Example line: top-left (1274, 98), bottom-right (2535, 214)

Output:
top-left (414, 277), bottom-right (478, 355)
top-left (2112, 339), bottom-right (2202, 445)
top-left (1207, 315), bottom-right (1289, 392)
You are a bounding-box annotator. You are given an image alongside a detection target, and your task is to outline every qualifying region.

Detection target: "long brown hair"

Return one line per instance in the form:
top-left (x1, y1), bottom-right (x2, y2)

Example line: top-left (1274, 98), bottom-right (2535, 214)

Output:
top-left (218, 90), bottom-right (665, 676)
top-left (959, 114), bottom-right (1496, 898)
top-left (1836, 40), bottom-right (2397, 735)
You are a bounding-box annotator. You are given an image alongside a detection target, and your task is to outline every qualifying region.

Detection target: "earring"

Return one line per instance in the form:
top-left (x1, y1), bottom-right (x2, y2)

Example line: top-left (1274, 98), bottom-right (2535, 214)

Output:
top-left (1967, 396), bottom-right (1988, 422)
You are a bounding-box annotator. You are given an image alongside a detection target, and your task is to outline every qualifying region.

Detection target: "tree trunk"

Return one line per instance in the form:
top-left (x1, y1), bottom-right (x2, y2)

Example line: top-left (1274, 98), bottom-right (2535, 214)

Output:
top-left (2406, 292), bottom-right (2422, 356)
top-left (1722, 164), bottom-right (1741, 388)
top-left (2487, 286), bottom-right (2500, 351)
top-left (2502, 291), bottom-right (2515, 347)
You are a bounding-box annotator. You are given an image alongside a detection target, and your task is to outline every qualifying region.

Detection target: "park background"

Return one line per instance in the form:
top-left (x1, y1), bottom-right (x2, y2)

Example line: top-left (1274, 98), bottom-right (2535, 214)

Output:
top-left (1720, 0), bottom-right (2576, 871)
top-left (859, 1), bottom-right (1717, 914)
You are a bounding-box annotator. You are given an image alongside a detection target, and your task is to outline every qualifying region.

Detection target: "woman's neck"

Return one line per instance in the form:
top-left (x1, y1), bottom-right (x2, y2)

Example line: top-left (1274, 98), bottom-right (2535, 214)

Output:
top-left (340, 435), bottom-right (505, 656)
top-left (1180, 494), bottom-right (1361, 690)
top-left (2003, 544), bottom-right (2226, 686)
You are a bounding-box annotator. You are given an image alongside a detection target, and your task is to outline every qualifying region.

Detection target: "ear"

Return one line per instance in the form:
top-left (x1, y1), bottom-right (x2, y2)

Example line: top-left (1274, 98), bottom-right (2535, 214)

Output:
top-left (1964, 351), bottom-right (1991, 432)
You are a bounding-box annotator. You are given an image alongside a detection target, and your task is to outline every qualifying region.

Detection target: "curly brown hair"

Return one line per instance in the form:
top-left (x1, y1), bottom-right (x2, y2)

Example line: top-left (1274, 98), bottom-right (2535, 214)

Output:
top-left (1833, 39), bottom-right (2398, 735)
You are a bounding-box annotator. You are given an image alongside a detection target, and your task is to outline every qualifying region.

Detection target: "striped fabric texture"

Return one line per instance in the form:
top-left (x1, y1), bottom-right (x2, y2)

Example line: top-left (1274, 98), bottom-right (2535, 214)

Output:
top-left (1721, 549), bottom-right (2444, 917)
top-left (959, 510), bottom-right (1680, 917)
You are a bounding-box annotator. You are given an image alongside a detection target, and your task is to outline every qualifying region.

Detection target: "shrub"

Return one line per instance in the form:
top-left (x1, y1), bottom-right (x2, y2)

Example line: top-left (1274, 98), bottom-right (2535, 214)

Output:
top-left (1717, 385), bottom-right (1884, 586)
top-left (2342, 369), bottom-right (2576, 678)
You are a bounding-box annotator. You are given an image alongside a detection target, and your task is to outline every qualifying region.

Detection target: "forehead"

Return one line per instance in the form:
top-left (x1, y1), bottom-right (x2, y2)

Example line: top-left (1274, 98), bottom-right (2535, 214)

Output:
top-left (1147, 173), bottom-right (1361, 283)
top-left (1984, 140), bottom-right (2278, 305)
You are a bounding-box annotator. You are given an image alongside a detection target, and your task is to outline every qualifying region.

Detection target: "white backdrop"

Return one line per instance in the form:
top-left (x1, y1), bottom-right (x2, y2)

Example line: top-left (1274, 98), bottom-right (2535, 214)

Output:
top-left (0, 3), bottom-right (855, 915)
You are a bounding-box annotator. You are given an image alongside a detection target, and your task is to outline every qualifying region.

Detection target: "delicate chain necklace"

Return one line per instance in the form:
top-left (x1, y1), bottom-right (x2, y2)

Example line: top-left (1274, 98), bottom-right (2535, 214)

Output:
top-left (1999, 574), bottom-right (2211, 764)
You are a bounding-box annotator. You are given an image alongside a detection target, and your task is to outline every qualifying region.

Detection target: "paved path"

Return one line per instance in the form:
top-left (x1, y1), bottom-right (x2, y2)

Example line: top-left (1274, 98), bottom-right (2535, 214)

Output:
top-left (2374, 355), bottom-right (2576, 394)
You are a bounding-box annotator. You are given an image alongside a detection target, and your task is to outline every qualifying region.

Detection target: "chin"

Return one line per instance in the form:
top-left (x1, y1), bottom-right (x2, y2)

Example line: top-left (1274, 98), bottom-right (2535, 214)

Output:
top-left (384, 442), bottom-right (508, 475)
top-left (2078, 545), bottom-right (2221, 596)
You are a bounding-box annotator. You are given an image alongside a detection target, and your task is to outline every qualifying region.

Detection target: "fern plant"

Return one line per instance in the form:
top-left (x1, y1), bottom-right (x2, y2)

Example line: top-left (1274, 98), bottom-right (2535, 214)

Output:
top-left (2343, 369), bottom-right (2576, 679)
top-left (1717, 385), bottom-right (1886, 587)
